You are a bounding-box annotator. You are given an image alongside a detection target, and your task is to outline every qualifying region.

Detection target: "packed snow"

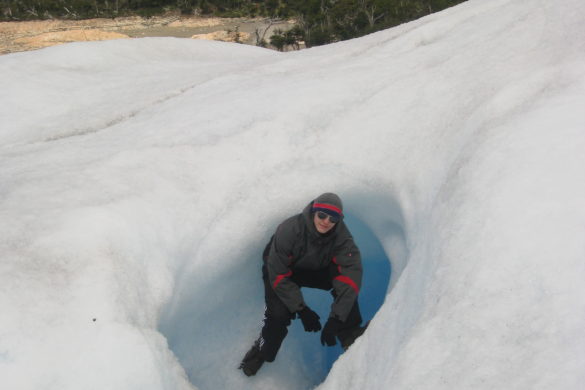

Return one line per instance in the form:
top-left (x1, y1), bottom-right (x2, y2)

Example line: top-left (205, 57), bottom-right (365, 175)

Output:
top-left (1, 0), bottom-right (585, 389)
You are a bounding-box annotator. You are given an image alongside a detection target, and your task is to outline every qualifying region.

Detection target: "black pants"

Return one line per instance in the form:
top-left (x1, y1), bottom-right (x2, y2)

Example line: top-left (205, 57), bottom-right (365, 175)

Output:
top-left (259, 263), bottom-right (362, 362)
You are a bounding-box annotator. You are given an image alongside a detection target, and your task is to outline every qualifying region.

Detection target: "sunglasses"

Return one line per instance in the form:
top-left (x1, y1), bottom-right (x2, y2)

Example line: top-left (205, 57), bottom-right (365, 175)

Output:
top-left (316, 211), bottom-right (340, 224)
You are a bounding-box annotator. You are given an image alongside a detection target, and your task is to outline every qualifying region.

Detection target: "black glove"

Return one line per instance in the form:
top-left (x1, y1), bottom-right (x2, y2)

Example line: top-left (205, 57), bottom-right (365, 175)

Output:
top-left (321, 318), bottom-right (342, 346)
top-left (298, 306), bottom-right (321, 332)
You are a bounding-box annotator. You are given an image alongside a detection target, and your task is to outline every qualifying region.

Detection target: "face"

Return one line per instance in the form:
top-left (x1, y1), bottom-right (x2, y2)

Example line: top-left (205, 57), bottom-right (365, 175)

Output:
top-left (313, 212), bottom-right (336, 234)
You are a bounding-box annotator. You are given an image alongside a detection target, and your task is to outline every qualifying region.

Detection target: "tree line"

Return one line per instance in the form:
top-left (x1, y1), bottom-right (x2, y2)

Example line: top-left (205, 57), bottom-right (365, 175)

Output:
top-left (1, 0), bottom-right (466, 48)
top-left (267, 0), bottom-right (466, 49)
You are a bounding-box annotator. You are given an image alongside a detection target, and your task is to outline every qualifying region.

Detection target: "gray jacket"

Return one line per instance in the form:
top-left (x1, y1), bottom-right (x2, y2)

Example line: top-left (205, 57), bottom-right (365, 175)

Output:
top-left (264, 202), bottom-right (362, 322)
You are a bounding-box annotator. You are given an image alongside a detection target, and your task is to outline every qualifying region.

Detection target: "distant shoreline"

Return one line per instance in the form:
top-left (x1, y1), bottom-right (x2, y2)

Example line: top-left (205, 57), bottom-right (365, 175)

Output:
top-left (0, 16), bottom-right (294, 55)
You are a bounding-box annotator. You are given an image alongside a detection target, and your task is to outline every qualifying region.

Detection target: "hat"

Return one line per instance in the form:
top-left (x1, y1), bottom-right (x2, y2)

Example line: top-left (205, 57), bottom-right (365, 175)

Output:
top-left (312, 193), bottom-right (343, 219)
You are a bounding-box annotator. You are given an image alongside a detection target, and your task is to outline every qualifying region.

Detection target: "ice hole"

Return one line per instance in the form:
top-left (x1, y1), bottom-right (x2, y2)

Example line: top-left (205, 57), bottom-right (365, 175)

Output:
top-left (159, 200), bottom-right (405, 390)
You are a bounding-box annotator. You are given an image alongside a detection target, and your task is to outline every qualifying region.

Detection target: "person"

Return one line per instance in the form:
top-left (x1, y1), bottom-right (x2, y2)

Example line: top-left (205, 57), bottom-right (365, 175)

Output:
top-left (239, 193), bottom-right (366, 377)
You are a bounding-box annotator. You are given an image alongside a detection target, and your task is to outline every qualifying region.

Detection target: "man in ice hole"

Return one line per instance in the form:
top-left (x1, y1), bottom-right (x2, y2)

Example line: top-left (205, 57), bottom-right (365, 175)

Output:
top-left (240, 193), bottom-right (367, 376)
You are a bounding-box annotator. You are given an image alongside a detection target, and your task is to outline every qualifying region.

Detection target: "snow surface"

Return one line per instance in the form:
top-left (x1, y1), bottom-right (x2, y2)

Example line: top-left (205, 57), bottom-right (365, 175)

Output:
top-left (2, 0), bottom-right (585, 389)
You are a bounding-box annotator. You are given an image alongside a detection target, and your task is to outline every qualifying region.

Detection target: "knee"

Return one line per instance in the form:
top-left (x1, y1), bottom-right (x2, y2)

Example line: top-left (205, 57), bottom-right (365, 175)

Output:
top-left (265, 309), bottom-right (293, 327)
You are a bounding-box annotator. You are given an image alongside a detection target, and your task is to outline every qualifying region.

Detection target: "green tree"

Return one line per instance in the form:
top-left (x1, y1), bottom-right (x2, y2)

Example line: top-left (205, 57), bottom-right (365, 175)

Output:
top-left (269, 28), bottom-right (286, 51)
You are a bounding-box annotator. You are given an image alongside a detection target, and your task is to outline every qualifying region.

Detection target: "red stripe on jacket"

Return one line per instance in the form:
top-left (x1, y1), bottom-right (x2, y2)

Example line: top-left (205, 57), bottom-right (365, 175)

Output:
top-left (334, 275), bottom-right (360, 294)
top-left (313, 203), bottom-right (342, 215)
top-left (273, 271), bottom-right (292, 289)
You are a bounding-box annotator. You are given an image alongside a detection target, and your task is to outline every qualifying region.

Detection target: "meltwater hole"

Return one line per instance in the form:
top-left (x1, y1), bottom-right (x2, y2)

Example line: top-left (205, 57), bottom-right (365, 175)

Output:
top-left (159, 213), bottom-right (393, 390)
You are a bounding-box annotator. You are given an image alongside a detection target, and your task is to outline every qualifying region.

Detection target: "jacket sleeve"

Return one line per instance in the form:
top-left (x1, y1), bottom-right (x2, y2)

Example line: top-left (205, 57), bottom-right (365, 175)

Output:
top-left (330, 237), bottom-right (362, 322)
top-left (265, 221), bottom-right (305, 313)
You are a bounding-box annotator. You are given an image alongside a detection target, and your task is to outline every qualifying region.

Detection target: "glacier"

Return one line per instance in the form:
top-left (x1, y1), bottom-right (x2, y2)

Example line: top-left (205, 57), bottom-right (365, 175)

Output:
top-left (1, 0), bottom-right (584, 389)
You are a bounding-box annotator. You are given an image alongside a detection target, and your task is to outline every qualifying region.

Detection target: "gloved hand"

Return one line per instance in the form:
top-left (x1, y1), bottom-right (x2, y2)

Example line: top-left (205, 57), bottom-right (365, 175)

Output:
top-left (321, 317), bottom-right (342, 346)
top-left (298, 306), bottom-right (321, 332)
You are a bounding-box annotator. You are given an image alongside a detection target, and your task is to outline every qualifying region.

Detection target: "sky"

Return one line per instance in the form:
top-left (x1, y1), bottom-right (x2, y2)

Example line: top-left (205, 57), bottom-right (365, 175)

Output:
top-left (1, 0), bottom-right (584, 389)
